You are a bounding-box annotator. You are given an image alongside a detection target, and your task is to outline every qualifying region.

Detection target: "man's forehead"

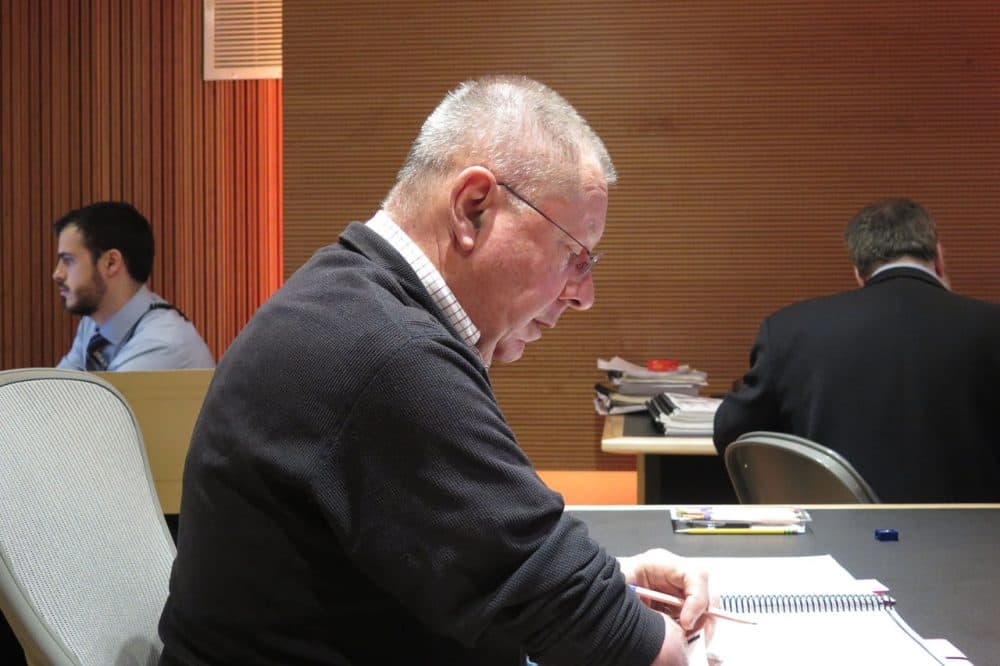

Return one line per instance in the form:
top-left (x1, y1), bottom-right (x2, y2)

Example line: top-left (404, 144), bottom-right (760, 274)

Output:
top-left (57, 224), bottom-right (85, 249)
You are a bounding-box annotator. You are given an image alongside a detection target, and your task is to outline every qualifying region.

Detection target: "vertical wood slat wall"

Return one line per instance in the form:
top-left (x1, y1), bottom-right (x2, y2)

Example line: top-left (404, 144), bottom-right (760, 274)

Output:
top-left (284, 1), bottom-right (999, 472)
top-left (0, 0), bottom-right (283, 369)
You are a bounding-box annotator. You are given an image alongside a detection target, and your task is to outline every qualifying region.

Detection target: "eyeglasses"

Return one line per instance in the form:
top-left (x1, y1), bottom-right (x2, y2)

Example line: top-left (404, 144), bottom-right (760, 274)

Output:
top-left (498, 182), bottom-right (602, 277)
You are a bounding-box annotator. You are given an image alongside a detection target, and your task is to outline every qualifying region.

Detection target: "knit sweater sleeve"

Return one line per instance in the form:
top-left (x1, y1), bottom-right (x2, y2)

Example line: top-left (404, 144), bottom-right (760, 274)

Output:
top-left (311, 332), bottom-right (664, 665)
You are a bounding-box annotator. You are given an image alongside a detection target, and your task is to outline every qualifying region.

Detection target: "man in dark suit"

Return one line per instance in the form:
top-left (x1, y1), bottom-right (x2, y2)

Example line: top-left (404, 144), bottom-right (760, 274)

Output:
top-left (714, 198), bottom-right (1000, 502)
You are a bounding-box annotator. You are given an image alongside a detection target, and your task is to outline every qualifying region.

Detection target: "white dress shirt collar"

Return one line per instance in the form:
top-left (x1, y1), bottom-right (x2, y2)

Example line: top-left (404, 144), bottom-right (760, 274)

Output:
top-left (871, 260), bottom-right (943, 285)
top-left (366, 210), bottom-right (482, 355)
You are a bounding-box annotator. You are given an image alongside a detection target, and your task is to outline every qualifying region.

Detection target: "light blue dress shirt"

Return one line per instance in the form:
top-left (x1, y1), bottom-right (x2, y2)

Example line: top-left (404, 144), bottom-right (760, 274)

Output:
top-left (57, 285), bottom-right (215, 371)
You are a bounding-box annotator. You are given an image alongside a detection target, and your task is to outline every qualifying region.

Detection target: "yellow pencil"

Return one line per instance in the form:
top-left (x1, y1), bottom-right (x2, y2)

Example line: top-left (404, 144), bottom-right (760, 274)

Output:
top-left (675, 526), bottom-right (802, 535)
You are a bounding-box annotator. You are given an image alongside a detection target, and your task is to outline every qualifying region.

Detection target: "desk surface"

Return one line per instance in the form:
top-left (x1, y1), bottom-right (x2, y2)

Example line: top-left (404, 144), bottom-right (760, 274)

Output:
top-left (601, 413), bottom-right (715, 455)
top-left (569, 505), bottom-right (1000, 665)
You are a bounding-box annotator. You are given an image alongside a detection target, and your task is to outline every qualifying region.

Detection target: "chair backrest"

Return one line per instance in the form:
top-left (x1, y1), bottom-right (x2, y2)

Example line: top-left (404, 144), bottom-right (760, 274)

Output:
top-left (94, 369), bottom-right (213, 515)
top-left (0, 368), bottom-right (176, 666)
top-left (724, 431), bottom-right (880, 504)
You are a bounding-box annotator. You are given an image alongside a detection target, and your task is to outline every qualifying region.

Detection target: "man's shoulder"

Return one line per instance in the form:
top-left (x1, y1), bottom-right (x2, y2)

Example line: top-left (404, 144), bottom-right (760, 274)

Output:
top-left (126, 301), bottom-right (212, 356)
top-left (764, 288), bottom-right (859, 325)
top-left (869, 269), bottom-right (1000, 319)
top-left (764, 275), bottom-right (1000, 335)
top-left (941, 288), bottom-right (1000, 316)
top-left (284, 230), bottom-right (453, 339)
top-left (134, 303), bottom-right (202, 337)
top-left (250, 241), bottom-right (469, 371)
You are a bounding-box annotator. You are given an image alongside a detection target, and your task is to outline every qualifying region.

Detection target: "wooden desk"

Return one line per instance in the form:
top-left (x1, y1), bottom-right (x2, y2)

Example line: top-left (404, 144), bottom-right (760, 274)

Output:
top-left (96, 369), bottom-right (212, 514)
top-left (601, 413), bottom-right (715, 455)
top-left (601, 413), bottom-right (735, 504)
top-left (569, 504), bottom-right (1000, 666)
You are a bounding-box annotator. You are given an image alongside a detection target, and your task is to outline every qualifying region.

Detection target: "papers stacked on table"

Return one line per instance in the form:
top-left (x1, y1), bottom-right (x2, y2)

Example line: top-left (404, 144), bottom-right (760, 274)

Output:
top-left (690, 554), bottom-right (947, 665)
top-left (646, 392), bottom-right (721, 436)
top-left (597, 356), bottom-right (708, 397)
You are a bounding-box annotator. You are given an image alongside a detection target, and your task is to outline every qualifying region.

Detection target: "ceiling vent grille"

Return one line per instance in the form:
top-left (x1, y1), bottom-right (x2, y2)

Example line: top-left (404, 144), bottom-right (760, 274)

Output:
top-left (204, 0), bottom-right (282, 80)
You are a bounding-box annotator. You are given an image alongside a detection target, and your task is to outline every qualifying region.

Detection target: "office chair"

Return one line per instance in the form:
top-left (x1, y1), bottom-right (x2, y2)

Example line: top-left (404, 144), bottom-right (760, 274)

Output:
top-left (724, 431), bottom-right (880, 503)
top-left (0, 368), bottom-right (176, 665)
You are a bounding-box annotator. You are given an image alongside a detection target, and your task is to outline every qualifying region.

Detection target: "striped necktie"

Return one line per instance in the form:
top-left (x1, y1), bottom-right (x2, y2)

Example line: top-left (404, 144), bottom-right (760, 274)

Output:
top-left (85, 331), bottom-right (111, 371)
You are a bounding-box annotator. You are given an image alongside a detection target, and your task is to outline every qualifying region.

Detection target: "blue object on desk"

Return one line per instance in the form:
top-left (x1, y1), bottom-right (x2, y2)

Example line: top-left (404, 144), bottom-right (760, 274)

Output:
top-left (875, 528), bottom-right (899, 541)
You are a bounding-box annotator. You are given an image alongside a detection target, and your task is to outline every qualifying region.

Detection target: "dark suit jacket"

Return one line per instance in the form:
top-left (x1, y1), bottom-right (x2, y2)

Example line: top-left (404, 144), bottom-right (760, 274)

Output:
top-left (714, 266), bottom-right (1000, 502)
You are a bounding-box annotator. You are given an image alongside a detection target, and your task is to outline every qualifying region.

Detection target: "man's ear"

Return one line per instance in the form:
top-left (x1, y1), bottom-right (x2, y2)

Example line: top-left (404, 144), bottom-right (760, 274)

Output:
top-left (101, 248), bottom-right (127, 279)
top-left (934, 242), bottom-right (952, 290)
top-left (449, 166), bottom-right (498, 253)
top-left (853, 266), bottom-right (865, 287)
top-left (933, 242), bottom-right (947, 276)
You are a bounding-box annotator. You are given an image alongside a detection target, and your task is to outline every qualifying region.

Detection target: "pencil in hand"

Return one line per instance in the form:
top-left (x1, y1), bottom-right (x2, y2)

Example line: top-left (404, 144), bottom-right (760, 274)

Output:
top-left (628, 584), bottom-right (757, 625)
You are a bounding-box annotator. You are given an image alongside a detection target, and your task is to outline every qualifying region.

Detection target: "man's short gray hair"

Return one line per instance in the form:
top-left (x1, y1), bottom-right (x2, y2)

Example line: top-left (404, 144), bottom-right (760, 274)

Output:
top-left (845, 198), bottom-right (938, 279)
top-left (384, 75), bottom-right (615, 213)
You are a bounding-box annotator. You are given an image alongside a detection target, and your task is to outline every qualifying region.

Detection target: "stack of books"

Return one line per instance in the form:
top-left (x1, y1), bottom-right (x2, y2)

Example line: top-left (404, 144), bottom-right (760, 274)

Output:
top-left (597, 356), bottom-right (708, 396)
top-left (594, 356), bottom-right (709, 415)
top-left (593, 384), bottom-right (649, 415)
top-left (646, 392), bottom-right (721, 436)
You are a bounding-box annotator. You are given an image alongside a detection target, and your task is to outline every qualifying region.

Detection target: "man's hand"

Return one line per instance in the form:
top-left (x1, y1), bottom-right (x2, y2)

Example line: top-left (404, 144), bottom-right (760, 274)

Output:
top-left (618, 548), bottom-right (713, 665)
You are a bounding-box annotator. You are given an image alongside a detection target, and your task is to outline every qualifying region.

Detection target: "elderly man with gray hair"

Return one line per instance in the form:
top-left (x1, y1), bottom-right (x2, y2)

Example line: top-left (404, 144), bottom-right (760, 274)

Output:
top-left (159, 76), bottom-right (711, 666)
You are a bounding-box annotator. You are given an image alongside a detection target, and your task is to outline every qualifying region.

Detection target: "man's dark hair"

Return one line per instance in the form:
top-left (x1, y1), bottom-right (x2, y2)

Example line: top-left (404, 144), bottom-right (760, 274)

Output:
top-left (53, 201), bottom-right (155, 283)
top-left (844, 198), bottom-right (938, 280)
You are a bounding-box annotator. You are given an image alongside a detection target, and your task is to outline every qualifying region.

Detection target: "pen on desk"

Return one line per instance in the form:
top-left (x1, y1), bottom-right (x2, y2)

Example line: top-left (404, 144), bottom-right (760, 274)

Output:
top-left (682, 522), bottom-right (754, 528)
top-left (675, 527), bottom-right (802, 535)
top-left (628, 584), bottom-right (757, 625)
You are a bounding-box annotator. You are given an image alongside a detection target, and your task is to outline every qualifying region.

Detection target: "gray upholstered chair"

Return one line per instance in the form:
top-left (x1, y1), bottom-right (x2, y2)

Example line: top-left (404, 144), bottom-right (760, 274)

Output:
top-left (0, 368), bottom-right (175, 665)
top-left (724, 430), bottom-right (880, 504)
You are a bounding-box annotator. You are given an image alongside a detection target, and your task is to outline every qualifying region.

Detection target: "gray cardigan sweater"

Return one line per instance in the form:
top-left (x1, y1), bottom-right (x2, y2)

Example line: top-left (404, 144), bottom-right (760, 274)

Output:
top-left (159, 222), bottom-right (663, 665)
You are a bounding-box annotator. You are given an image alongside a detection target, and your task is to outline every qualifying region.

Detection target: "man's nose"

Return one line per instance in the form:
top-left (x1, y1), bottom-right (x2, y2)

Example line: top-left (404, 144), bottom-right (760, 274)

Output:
top-left (560, 273), bottom-right (595, 311)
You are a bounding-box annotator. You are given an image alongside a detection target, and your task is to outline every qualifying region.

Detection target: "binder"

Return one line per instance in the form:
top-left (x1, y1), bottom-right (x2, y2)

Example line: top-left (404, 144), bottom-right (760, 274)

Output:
top-left (722, 591), bottom-right (895, 614)
top-left (693, 555), bottom-right (946, 666)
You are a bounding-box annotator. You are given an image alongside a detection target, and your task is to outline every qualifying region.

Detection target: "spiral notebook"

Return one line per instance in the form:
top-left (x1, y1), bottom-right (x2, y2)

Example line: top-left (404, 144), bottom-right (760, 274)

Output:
top-left (691, 555), bottom-right (945, 666)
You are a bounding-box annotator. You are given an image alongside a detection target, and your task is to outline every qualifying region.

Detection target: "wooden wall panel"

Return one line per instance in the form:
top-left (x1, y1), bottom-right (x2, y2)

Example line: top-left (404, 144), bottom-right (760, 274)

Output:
top-left (284, 1), bottom-right (1000, 471)
top-left (0, 0), bottom-right (282, 369)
